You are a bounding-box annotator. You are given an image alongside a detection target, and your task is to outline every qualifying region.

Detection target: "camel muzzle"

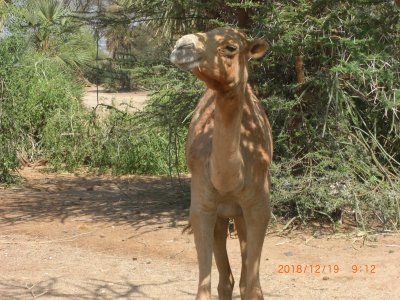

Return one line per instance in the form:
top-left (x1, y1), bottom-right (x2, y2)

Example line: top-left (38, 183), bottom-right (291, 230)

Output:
top-left (170, 35), bottom-right (202, 71)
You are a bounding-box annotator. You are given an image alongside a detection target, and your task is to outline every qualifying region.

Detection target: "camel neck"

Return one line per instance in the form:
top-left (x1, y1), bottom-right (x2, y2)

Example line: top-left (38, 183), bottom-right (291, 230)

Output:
top-left (210, 85), bottom-right (247, 194)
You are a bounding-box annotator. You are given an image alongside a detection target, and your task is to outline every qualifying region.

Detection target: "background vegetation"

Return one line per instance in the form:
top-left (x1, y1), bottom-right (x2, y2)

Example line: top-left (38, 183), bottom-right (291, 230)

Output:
top-left (0, 0), bottom-right (399, 230)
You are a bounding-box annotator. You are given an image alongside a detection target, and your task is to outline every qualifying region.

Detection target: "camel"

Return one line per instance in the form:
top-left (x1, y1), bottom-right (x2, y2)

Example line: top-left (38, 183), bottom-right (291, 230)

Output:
top-left (170, 27), bottom-right (273, 300)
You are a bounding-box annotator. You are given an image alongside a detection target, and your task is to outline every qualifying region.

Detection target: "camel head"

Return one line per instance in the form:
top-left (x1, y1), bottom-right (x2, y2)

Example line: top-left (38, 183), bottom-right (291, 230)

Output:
top-left (170, 27), bottom-right (268, 91)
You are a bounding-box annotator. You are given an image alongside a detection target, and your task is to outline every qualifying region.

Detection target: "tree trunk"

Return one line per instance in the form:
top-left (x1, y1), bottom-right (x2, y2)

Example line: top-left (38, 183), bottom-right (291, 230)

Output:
top-left (237, 7), bottom-right (250, 29)
top-left (288, 54), bottom-right (307, 168)
top-left (295, 55), bottom-right (305, 84)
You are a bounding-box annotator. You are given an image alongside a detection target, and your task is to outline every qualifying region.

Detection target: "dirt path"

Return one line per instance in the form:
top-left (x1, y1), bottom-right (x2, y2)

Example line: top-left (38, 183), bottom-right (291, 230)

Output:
top-left (1, 168), bottom-right (399, 299)
top-left (82, 86), bottom-right (149, 111)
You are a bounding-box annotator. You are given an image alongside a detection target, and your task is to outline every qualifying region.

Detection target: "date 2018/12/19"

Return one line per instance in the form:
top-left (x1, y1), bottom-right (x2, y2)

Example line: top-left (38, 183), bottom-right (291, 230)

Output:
top-left (277, 264), bottom-right (376, 274)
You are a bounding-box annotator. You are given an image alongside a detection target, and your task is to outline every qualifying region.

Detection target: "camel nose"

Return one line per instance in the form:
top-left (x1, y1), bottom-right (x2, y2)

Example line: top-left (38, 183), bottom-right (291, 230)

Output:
top-left (170, 34), bottom-right (202, 70)
top-left (173, 34), bottom-right (198, 51)
top-left (170, 39), bottom-right (197, 65)
top-left (176, 43), bottom-right (195, 51)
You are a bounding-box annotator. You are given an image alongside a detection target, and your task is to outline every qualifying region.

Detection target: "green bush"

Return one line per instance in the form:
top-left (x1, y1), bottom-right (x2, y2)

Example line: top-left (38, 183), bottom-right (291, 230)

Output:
top-left (0, 37), bottom-right (21, 182)
top-left (248, 0), bottom-right (400, 229)
top-left (0, 38), bottom-right (190, 180)
top-left (42, 106), bottom-right (187, 175)
top-left (6, 50), bottom-right (84, 159)
top-left (42, 66), bottom-right (194, 176)
top-left (0, 34), bottom-right (85, 181)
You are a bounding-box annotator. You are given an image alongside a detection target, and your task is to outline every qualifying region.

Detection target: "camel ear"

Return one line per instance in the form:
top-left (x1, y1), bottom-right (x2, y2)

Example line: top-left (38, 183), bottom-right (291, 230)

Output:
top-left (248, 39), bottom-right (268, 59)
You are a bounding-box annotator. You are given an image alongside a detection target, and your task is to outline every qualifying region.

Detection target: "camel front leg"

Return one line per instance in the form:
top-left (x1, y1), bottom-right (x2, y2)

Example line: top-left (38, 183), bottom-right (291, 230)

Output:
top-left (234, 215), bottom-right (247, 300)
top-left (190, 206), bottom-right (217, 300)
top-left (214, 216), bottom-right (234, 300)
top-left (242, 198), bottom-right (270, 300)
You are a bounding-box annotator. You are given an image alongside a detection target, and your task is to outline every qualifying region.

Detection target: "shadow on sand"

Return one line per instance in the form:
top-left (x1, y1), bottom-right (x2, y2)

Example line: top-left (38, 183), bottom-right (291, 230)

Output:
top-left (0, 276), bottom-right (197, 300)
top-left (0, 172), bottom-right (191, 231)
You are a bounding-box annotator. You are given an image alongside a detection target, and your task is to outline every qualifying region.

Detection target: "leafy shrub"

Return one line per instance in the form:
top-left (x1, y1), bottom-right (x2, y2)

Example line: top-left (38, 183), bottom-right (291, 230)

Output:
top-left (42, 65), bottom-right (196, 176)
top-left (6, 50), bottom-right (84, 159)
top-left (0, 34), bottom-right (85, 181)
top-left (43, 106), bottom-right (187, 175)
top-left (250, 0), bottom-right (400, 229)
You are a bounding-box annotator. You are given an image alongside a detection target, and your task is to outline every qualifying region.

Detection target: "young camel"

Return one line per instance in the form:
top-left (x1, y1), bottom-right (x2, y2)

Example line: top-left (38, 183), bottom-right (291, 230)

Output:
top-left (170, 27), bottom-right (273, 300)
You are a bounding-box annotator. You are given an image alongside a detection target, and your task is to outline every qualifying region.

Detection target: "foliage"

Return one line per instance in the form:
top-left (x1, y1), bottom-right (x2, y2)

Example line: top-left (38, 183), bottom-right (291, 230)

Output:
top-left (0, 1), bottom-right (93, 182)
top-left (8, 0), bottom-right (97, 70)
top-left (248, 0), bottom-right (400, 228)
top-left (0, 36), bottom-right (183, 180)
top-left (1, 2), bottom-right (190, 182)
top-left (42, 106), bottom-right (185, 175)
top-left (42, 65), bottom-right (198, 176)
top-left (0, 38), bottom-right (83, 149)
top-left (0, 34), bottom-right (81, 181)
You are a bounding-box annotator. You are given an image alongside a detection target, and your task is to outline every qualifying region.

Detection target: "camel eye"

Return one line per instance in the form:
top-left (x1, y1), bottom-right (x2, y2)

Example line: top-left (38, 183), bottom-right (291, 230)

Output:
top-left (225, 45), bottom-right (237, 53)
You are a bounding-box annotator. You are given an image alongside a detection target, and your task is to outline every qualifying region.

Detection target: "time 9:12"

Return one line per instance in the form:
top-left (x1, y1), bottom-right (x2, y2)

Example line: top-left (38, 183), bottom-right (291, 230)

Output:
top-left (351, 264), bottom-right (376, 274)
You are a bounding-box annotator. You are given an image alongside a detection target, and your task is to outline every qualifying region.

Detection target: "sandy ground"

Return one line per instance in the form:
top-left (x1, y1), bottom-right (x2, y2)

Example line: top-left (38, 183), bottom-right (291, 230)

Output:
top-left (82, 86), bottom-right (149, 112)
top-left (0, 167), bottom-right (399, 300)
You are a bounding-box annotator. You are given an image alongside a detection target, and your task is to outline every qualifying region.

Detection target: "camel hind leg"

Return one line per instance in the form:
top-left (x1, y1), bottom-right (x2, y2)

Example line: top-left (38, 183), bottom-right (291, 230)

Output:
top-left (214, 216), bottom-right (234, 300)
